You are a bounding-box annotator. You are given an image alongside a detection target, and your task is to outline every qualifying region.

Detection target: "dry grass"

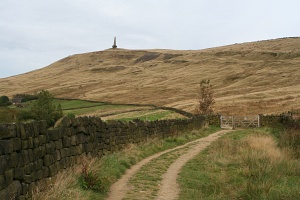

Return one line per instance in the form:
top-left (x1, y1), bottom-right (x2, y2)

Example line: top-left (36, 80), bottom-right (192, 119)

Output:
top-left (1, 37), bottom-right (300, 115)
top-left (179, 129), bottom-right (300, 199)
top-left (32, 164), bottom-right (85, 200)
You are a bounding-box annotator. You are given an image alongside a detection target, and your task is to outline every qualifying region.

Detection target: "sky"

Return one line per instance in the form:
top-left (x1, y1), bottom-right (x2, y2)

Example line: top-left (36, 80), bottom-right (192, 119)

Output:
top-left (0, 0), bottom-right (299, 78)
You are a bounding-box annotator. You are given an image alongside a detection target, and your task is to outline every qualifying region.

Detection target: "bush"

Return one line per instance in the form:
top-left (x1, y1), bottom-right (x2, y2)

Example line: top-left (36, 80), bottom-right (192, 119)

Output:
top-left (0, 95), bottom-right (11, 106)
top-left (194, 79), bottom-right (215, 115)
top-left (17, 110), bottom-right (34, 121)
top-left (79, 163), bottom-right (105, 191)
top-left (66, 112), bottom-right (76, 118)
top-left (30, 90), bottom-right (63, 126)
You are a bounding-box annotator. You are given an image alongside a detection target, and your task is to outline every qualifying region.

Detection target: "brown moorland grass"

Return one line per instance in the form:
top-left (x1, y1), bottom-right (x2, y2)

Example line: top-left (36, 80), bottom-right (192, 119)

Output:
top-left (1, 37), bottom-right (300, 115)
top-left (179, 129), bottom-right (300, 199)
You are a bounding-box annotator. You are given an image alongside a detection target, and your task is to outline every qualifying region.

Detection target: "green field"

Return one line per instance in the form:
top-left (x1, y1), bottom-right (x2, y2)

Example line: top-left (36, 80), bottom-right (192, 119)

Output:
top-left (6, 99), bottom-right (185, 122)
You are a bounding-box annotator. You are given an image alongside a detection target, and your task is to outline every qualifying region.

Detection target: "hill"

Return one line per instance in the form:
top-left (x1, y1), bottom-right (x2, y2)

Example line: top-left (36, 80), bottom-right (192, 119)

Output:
top-left (1, 37), bottom-right (300, 115)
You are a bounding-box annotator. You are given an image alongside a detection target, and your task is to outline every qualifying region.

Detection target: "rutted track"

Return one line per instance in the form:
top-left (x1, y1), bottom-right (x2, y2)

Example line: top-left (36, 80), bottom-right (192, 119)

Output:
top-left (106, 130), bottom-right (232, 200)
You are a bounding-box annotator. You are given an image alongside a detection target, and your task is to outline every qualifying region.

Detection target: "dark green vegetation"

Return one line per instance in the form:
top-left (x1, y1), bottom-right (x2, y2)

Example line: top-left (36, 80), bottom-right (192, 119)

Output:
top-left (178, 128), bottom-right (300, 200)
top-left (17, 90), bottom-right (63, 126)
top-left (0, 95), bottom-right (11, 106)
top-left (32, 126), bottom-right (220, 200)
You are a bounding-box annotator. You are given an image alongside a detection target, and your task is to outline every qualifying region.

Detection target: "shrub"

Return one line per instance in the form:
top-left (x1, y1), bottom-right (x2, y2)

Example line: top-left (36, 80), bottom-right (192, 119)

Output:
top-left (79, 163), bottom-right (105, 191)
top-left (17, 110), bottom-right (34, 121)
top-left (66, 112), bottom-right (76, 118)
top-left (0, 95), bottom-right (11, 106)
top-left (194, 79), bottom-right (215, 115)
top-left (30, 90), bottom-right (63, 126)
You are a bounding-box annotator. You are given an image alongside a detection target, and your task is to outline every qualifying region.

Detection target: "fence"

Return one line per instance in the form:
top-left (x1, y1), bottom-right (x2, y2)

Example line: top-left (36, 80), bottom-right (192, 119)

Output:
top-left (220, 115), bottom-right (260, 129)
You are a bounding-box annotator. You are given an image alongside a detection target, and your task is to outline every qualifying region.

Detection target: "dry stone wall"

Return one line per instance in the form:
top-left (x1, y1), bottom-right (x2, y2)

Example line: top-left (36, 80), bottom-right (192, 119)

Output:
top-left (0, 116), bottom-right (206, 199)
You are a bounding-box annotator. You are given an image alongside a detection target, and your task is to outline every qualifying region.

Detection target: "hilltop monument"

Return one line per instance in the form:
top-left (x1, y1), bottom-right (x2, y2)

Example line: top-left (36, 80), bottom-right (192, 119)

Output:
top-left (112, 37), bottom-right (117, 48)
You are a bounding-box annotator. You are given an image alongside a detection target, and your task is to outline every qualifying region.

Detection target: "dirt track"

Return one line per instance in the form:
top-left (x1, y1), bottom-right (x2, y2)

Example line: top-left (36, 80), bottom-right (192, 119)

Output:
top-left (107, 130), bottom-right (232, 200)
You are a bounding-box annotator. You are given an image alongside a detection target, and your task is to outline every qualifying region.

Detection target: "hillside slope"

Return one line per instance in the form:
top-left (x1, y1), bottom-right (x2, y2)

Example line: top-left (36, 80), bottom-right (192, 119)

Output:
top-left (1, 37), bottom-right (300, 115)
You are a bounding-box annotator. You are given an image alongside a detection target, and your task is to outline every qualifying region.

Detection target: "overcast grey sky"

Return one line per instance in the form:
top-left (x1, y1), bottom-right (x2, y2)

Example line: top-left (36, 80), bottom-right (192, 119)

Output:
top-left (0, 0), bottom-right (299, 78)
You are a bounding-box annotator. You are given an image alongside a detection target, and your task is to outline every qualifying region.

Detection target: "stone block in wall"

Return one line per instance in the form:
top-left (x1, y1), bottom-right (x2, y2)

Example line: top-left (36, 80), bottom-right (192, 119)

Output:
top-left (55, 150), bottom-right (61, 161)
top-left (0, 175), bottom-right (4, 190)
top-left (0, 181), bottom-right (21, 200)
top-left (65, 157), bottom-right (70, 168)
top-left (38, 120), bottom-right (48, 132)
top-left (0, 124), bottom-right (18, 140)
top-left (28, 137), bottom-right (33, 148)
top-left (38, 135), bottom-right (45, 146)
top-left (21, 182), bottom-right (28, 196)
top-left (19, 150), bottom-right (29, 167)
top-left (77, 144), bottom-right (83, 155)
top-left (77, 133), bottom-right (85, 144)
top-left (71, 146), bottom-right (79, 156)
top-left (76, 126), bottom-right (86, 134)
top-left (70, 135), bottom-right (77, 146)
top-left (24, 123), bottom-right (34, 138)
top-left (71, 118), bottom-right (80, 127)
top-left (62, 136), bottom-right (71, 147)
top-left (4, 169), bottom-right (14, 186)
top-left (21, 140), bottom-right (28, 150)
top-left (36, 169), bottom-right (43, 181)
top-left (10, 152), bottom-right (19, 168)
top-left (23, 164), bottom-right (31, 175)
top-left (84, 143), bottom-right (92, 153)
top-left (49, 162), bottom-right (60, 177)
top-left (55, 139), bottom-right (63, 150)
top-left (59, 158), bottom-right (67, 169)
top-left (14, 167), bottom-right (24, 180)
top-left (42, 166), bottom-right (49, 178)
top-left (28, 149), bottom-right (34, 163)
top-left (23, 174), bottom-right (32, 184)
top-left (31, 121), bottom-right (39, 137)
top-left (33, 137), bottom-right (40, 148)
top-left (0, 139), bottom-right (14, 155)
top-left (43, 154), bottom-right (54, 167)
top-left (47, 129), bottom-right (62, 141)
top-left (12, 137), bottom-right (21, 152)
top-left (64, 148), bottom-right (71, 157)
top-left (46, 141), bottom-right (56, 154)
top-left (54, 117), bottom-right (72, 128)
top-left (60, 149), bottom-right (66, 159)
top-left (34, 146), bottom-right (46, 160)
top-left (19, 124), bottom-right (27, 140)
top-left (37, 159), bottom-right (43, 170)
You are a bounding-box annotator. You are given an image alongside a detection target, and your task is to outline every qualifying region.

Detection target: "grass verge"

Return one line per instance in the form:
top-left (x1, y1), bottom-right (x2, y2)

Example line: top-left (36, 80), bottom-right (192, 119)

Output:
top-left (32, 126), bottom-right (220, 200)
top-left (178, 128), bottom-right (300, 200)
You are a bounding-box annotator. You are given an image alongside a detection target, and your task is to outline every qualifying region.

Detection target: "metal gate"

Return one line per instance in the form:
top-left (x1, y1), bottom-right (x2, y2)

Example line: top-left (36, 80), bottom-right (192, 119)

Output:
top-left (221, 115), bottom-right (260, 129)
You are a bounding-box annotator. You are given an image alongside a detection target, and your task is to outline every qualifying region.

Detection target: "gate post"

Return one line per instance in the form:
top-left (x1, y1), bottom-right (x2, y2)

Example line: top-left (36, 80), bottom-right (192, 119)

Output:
top-left (220, 115), bottom-right (222, 128)
top-left (232, 116), bottom-right (235, 129)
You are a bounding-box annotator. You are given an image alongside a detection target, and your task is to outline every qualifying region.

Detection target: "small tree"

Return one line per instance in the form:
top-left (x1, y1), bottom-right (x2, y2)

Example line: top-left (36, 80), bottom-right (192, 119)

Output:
top-left (0, 95), bottom-right (11, 106)
top-left (30, 90), bottom-right (63, 126)
top-left (195, 79), bottom-right (215, 115)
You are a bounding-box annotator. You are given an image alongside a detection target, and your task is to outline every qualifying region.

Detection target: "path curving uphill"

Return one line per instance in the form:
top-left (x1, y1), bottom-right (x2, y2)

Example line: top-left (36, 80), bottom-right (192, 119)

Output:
top-left (106, 130), bottom-right (233, 200)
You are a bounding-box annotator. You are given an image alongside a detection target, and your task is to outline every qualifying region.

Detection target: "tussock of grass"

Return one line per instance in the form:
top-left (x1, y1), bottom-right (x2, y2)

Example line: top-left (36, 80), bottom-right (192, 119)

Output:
top-left (32, 126), bottom-right (219, 200)
top-left (179, 129), bottom-right (300, 200)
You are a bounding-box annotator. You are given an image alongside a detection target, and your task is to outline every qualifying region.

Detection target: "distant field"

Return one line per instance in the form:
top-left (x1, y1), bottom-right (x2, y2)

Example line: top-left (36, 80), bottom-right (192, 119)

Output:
top-left (102, 109), bottom-right (186, 121)
top-left (11, 99), bottom-right (186, 121)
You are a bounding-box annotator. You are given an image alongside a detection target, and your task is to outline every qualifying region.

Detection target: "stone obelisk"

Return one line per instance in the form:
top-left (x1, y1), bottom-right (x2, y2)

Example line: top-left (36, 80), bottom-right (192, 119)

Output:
top-left (112, 37), bottom-right (117, 48)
